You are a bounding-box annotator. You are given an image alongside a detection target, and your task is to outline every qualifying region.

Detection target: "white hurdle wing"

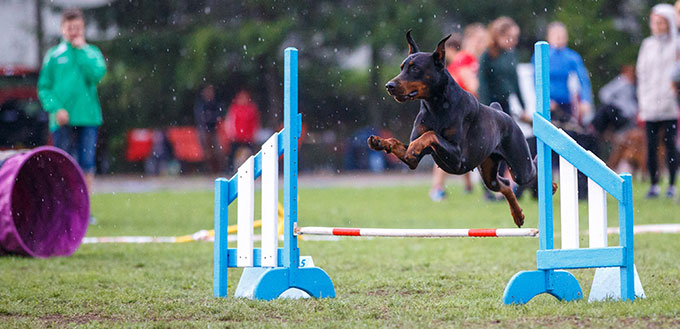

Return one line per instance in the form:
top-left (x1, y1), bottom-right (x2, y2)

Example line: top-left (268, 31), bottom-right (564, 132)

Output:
top-left (261, 133), bottom-right (279, 267)
top-left (588, 177), bottom-right (608, 248)
top-left (237, 156), bottom-right (255, 267)
top-left (559, 156), bottom-right (579, 249)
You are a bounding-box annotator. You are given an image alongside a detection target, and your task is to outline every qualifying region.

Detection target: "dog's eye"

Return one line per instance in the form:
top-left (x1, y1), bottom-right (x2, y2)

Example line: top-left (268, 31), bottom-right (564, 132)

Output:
top-left (409, 66), bottom-right (420, 73)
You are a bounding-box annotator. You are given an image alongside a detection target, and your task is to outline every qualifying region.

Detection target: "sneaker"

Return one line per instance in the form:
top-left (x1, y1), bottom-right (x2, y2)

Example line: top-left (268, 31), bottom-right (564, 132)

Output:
top-left (429, 188), bottom-right (446, 202)
top-left (646, 185), bottom-right (660, 199)
top-left (667, 186), bottom-right (676, 199)
top-left (484, 190), bottom-right (502, 202)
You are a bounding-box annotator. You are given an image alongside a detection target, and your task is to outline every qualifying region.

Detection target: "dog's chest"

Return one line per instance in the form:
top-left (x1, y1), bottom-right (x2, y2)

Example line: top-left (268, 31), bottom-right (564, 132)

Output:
top-left (418, 110), bottom-right (460, 139)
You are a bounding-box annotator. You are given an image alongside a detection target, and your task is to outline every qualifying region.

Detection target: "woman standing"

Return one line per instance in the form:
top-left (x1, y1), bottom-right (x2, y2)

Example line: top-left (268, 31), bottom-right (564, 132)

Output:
top-left (477, 17), bottom-right (524, 200)
top-left (637, 4), bottom-right (679, 198)
top-left (478, 17), bottom-right (524, 117)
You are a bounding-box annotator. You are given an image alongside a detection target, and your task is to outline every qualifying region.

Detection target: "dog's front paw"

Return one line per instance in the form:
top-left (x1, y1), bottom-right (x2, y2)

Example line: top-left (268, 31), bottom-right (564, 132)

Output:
top-left (367, 135), bottom-right (388, 152)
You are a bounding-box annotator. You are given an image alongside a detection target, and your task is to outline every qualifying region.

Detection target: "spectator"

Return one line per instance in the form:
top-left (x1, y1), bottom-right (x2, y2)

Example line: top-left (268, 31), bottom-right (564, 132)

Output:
top-left (478, 17), bottom-right (524, 116)
top-left (478, 17), bottom-right (524, 201)
top-left (430, 25), bottom-right (488, 201)
top-left (590, 65), bottom-right (637, 135)
top-left (429, 32), bottom-right (462, 202)
top-left (674, 0), bottom-right (680, 47)
top-left (194, 84), bottom-right (225, 173)
top-left (37, 8), bottom-right (106, 217)
top-left (443, 33), bottom-right (463, 85)
top-left (637, 4), bottom-right (679, 198)
top-left (531, 21), bottom-right (597, 200)
top-left (224, 90), bottom-right (260, 172)
top-left (449, 23), bottom-right (488, 96)
top-left (538, 22), bottom-right (593, 126)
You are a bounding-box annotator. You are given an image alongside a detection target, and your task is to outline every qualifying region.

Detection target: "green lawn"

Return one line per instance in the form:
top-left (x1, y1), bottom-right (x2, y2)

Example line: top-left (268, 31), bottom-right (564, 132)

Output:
top-left (1, 178), bottom-right (679, 328)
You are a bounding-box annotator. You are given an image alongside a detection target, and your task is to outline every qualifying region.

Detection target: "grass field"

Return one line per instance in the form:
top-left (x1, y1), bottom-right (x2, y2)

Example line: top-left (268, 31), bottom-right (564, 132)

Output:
top-left (1, 178), bottom-right (680, 328)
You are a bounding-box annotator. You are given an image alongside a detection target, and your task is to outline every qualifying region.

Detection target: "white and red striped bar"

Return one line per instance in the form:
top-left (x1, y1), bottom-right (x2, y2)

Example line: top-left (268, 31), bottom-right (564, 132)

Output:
top-left (295, 227), bottom-right (538, 238)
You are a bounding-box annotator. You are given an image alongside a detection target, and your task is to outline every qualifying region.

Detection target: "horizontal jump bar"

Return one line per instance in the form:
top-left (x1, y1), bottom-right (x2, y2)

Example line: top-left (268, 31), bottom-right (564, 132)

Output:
top-left (295, 227), bottom-right (539, 238)
top-left (536, 246), bottom-right (625, 269)
top-left (226, 248), bottom-right (284, 268)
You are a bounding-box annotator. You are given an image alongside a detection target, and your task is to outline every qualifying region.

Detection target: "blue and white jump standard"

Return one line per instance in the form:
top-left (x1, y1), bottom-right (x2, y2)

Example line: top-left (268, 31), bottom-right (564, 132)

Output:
top-left (213, 47), bottom-right (335, 300)
top-left (502, 41), bottom-right (645, 304)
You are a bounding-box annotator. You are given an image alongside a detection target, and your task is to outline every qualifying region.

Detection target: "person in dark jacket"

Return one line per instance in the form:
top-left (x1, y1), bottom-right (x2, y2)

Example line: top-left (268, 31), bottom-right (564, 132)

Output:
top-left (477, 17), bottom-right (525, 201)
top-left (194, 84), bottom-right (225, 173)
top-left (478, 16), bottom-right (524, 116)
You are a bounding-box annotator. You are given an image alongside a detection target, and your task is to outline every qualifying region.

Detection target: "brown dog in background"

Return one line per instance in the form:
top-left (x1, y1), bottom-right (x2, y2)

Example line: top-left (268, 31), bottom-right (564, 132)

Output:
top-left (606, 127), bottom-right (666, 179)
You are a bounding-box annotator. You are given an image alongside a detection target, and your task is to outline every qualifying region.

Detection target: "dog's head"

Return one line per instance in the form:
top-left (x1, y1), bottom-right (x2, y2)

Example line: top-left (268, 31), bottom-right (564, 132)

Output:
top-left (385, 30), bottom-right (451, 103)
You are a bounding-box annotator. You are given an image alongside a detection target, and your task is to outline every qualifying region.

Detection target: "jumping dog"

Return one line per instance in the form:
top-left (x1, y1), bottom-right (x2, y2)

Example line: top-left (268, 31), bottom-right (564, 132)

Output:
top-left (368, 31), bottom-right (550, 227)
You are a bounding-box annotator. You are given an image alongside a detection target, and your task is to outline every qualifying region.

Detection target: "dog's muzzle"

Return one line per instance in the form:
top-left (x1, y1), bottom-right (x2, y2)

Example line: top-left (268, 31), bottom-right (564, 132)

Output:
top-left (385, 80), bottom-right (418, 102)
top-left (385, 81), bottom-right (398, 95)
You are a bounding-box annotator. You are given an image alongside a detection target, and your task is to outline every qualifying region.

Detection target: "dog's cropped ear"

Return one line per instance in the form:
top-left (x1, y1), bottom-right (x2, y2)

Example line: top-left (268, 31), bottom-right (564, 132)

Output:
top-left (406, 29), bottom-right (419, 54)
top-left (433, 34), bottom-right (451, 68)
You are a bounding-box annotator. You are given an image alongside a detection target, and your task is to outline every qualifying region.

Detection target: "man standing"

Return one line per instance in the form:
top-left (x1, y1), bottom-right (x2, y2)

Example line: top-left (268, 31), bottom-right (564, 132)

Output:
top-left (532, 21), bottom-right (596, 199)
top-left (541, 21), bottom-right (593, 125)
top-left (38, 8), bottom-right (106, 196)
top-left (194, 84), bottom-right (225, 173)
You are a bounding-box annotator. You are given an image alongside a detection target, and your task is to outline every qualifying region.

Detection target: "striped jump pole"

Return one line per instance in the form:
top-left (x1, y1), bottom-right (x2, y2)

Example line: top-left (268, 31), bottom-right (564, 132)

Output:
top-left (295, 227), bottom-right (538, 238)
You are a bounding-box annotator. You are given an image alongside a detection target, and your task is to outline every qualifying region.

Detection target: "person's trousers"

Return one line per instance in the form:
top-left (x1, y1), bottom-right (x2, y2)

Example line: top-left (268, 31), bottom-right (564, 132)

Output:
top-left (645, 120), bottom-right (678, 186)
top-left (52, 125), bottom-right (98, 174)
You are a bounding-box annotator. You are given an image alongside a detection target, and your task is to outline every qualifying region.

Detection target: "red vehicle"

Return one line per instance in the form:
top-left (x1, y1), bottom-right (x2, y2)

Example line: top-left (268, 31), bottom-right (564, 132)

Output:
top-left (0, 66), bottom-right (48, 149)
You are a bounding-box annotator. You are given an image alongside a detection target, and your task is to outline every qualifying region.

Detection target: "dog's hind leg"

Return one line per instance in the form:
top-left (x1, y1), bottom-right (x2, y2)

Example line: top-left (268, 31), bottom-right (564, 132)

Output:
top-left (500, 126), bottom-right (558, 195)
top-left (479, 157), bottom-right (525, 227)
top-left (501, 128), bottom-right (536, 186)
top-left (508, 155), bottom-right (558, 196)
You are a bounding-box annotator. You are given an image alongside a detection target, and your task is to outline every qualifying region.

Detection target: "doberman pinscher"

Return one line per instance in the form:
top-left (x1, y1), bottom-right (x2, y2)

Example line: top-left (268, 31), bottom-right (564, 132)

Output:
top-left (368, 31), bottom-right (545, 227)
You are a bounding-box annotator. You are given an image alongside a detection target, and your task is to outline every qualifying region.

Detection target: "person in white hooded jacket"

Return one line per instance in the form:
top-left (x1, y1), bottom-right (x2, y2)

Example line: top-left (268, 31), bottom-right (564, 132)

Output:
top-left (637, 3), bottom-right (679, 198)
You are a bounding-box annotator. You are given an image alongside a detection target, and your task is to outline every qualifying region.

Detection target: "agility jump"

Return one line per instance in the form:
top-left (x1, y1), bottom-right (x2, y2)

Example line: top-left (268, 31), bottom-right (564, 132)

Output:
top-left (213, 43), bottom-right (644, 303)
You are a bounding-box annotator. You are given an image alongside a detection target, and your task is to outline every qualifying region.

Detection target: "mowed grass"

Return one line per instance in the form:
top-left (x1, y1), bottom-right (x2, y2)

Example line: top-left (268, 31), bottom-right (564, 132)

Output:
top-left (1, 178), bottom-right (680, 328)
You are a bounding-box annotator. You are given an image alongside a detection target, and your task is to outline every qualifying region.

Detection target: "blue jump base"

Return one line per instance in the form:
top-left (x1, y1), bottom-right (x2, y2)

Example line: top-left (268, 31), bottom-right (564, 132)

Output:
top-left (503, 270), bottom-right (582, 304)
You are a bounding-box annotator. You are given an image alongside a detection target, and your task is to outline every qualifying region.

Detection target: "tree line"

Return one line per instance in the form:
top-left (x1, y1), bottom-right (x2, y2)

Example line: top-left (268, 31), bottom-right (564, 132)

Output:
top-left (64, 0), bottom-right (658, 171)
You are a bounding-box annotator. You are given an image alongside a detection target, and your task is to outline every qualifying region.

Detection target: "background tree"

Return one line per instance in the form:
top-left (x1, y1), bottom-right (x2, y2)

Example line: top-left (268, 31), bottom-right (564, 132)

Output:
top-left (55, 0), bottom-right (653, 172)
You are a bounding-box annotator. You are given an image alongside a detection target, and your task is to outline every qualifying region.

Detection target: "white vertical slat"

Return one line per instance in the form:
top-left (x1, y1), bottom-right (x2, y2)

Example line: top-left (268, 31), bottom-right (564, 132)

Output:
top-left (261, 133), bottom-right (279, 267)
top-left (560, 156), bottom-right (579, 249)
top-left (588, 178), bottom-right (608, 248)
top-left (237, 156), bottom-right (255, 267)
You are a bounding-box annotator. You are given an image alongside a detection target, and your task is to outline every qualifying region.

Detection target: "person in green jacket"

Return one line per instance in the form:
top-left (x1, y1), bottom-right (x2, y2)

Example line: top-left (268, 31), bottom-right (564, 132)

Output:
top-left (38, 8), bottom-right (106, 195)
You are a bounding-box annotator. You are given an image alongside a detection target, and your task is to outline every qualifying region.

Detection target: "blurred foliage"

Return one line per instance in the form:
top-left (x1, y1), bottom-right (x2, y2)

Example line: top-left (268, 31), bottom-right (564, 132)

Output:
top-left (75, 0), bottom-right (658, 172)
top-left (555, 0), bottom-right (643, 97)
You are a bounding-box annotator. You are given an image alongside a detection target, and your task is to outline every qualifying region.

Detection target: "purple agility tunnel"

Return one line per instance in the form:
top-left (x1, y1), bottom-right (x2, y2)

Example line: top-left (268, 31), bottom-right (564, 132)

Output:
top-left (0, 146), bottom-right (89, 258)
